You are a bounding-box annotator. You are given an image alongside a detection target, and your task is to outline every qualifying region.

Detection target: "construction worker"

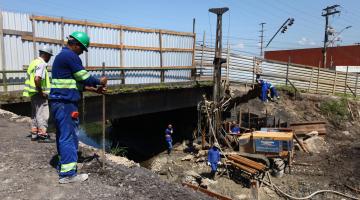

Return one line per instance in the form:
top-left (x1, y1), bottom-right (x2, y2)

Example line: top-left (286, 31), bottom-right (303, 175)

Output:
top-left (207, 143), bottom-right (221, 179)
top-left (231, 121), bottom-right (240, 134)
top-left (267, 82), bottom-right (280, 101)
top-left (49, 31), bottom-right (107, 184)
top-left (257, 79), bottom-right (269, 102)
top-left (165, 124), bottom-right (173, 155)
top-left (23, 46), bottom-right (54, 142)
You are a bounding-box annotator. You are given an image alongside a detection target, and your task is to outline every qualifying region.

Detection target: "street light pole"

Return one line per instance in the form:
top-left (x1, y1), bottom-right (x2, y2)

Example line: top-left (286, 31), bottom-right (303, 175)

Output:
top-left (265, 18), bottom-right (294, 48)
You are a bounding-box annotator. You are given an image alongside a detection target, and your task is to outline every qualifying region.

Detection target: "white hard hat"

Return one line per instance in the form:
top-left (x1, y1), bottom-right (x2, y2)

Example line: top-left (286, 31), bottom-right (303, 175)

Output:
top-left (39, 46), bottom-right (53, 56)
top-left (213, 142), bottom-right (220, 149)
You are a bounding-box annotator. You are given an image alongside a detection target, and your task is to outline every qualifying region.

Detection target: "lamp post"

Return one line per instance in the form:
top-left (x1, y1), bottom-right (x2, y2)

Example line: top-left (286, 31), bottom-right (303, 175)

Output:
top-left (327, 25), bottom-right (352, 47)
top-left (265, 18), bottom-right (294, 48)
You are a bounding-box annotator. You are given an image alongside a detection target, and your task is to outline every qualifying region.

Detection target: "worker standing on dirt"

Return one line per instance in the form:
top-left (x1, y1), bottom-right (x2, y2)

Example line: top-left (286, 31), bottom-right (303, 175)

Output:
top-left (49, 31), bottom-right (107, 184)
top-left (23, 46), bottom-right (54, 143)
top-left (165, 124), bottom-right (173, 155)
top-left (207, 143), bottom-right (221, 179)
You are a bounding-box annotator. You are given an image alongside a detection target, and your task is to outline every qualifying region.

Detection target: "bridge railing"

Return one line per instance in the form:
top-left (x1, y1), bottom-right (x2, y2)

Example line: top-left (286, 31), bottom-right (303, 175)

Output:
top-left (0, 11), bottom-right (196, 92)
top-left (195, 46), bottom-right (360, 97)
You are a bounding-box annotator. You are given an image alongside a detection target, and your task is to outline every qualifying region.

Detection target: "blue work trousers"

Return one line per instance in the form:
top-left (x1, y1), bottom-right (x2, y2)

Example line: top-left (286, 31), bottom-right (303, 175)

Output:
top-left (210, 162), bottom-right (218, 173)
top-left (260, 84), bottom-right (268, 102)
top-left (270, 87), bottom-right (279, 98)
top-left (50, 100), bottom-right (79, 178)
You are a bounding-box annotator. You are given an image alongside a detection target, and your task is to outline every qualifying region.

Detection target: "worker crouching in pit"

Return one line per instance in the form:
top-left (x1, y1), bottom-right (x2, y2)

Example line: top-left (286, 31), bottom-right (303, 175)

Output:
top-left (207, 143), bottom-right (222, 180)
top-left (49, 31), bottom-right (107, 184)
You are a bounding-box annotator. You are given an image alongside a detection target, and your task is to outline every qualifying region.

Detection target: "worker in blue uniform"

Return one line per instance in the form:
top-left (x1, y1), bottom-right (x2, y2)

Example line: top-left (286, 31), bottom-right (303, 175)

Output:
top-left (267, 82), bottom-right (280, 101)
top-left (231, 121), bottom-right (240, 134)
top-left (207, 143), bottom-right (221, 179)
top-left (49, 31), bottom-right (107, 184)
top-left (165, 124), bottom-right (173, 155)
top-left (257, 79), bottom-right (280, 102)
top-left (257, 79), bottom-right (269, 102)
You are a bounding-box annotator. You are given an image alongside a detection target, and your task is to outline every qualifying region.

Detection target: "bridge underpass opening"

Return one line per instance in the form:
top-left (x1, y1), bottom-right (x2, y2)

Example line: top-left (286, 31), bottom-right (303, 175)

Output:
top-left (80, 107), bottom-right (198, 164)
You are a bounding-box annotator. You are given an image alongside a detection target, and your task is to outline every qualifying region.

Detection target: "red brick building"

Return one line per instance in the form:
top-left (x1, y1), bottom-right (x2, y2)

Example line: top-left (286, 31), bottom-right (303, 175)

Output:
top-left (264, 45), bottom-right (360, 69)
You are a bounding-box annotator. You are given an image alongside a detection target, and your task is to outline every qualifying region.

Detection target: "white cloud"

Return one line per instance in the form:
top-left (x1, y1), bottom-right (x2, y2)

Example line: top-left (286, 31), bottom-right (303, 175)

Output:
top-left (298, 37), bottom-right (317, 46)
top-left (234, 42), bottom-right (245, 49)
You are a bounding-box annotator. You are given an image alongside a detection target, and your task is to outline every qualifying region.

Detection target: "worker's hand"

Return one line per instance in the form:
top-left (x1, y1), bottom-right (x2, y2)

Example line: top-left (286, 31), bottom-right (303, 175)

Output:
top-left (96, 86), bottom-right (107, 94)
top-left (217, 161), bottom-right (222, 165)
top-left (100, 76), bottom-right (107, 86)
top-left (42, 93), bottom-right (48, 99)
top-left (207, 162), bottom-right (211, 166)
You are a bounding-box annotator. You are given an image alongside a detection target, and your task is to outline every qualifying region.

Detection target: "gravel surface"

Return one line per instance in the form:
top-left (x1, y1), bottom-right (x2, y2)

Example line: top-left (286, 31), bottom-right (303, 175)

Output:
top-left (0, 115), bottom-right (212, 200)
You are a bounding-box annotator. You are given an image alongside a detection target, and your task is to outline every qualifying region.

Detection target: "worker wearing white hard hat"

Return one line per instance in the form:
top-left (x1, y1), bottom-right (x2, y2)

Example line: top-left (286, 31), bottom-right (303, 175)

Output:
top-left (23, 46), bottom-right (54, 143)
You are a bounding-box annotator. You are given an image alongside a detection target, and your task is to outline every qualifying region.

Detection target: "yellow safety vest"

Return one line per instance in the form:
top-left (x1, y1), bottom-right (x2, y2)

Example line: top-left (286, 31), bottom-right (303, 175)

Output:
top-left (23, 58), bottom-right (51, 97)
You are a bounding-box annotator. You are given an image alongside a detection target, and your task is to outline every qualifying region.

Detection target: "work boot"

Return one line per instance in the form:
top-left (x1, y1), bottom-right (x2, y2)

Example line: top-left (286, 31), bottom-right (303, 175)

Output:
top-left (31, 133), bottom-right (38, 141)
top-left (37, 134), bottom-right (55, 143)
top-left (30, 127), bottom-right (38, 141)
top-left (59, 174), bottom-right (88, 184)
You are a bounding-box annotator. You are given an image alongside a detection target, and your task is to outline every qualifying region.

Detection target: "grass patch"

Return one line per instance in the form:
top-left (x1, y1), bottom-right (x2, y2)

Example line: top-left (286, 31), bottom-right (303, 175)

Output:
top-left (319, 97), bottom-right (350, 124)
top-left (110, 142), bottom-right (128, 157)
top-left (275, 84), bottom-right (296, 96)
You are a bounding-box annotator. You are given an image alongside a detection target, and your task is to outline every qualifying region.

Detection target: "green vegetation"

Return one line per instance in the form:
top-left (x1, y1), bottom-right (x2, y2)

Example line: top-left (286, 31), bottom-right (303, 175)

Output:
top-left (275, 84), bottom-right (296, 96)
top-left (319, 97), bottom-right (350, 124)
top-left (110, 143), bottom-right (128, 157)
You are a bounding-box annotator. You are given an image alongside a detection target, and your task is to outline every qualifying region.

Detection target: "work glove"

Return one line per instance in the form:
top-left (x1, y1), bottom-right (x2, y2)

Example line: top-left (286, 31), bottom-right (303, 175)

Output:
top-left (207, 162), bottom-right (211, 166)
top-left (217, 161), bottom-right (222, 165)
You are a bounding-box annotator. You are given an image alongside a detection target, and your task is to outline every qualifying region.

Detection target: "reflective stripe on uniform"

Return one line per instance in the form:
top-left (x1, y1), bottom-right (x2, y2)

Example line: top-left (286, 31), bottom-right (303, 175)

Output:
top-left (73, 70), bottom-right (90, 81)
top-left (23, 58), bottom-right (51, 96)
top-left (51, 79), bottom-right (78, 89)
top-left (60, 162), bottom-right (77, 173)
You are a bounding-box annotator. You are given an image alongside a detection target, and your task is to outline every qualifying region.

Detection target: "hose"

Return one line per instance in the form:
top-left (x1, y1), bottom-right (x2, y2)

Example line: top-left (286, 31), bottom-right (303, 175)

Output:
top-left (260, 174), bottom-right (359, 200)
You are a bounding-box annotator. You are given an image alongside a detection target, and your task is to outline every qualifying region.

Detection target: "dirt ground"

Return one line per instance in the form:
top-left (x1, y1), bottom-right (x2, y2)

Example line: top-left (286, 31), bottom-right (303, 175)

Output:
top-left (149, 91), bottom-right (360, 200)
top-left (0, 112), bottom-right (212, 200)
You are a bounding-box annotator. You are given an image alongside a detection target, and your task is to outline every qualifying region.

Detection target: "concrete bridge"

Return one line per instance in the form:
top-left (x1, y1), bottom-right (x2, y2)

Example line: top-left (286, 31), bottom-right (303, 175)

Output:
top-left (0, 81), bottom-right (212, 122)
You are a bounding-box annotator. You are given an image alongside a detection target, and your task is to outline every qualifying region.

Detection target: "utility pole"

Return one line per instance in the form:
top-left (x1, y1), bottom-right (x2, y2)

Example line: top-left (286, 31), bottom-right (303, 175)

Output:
top-left (259, 22), bottom-right (265, 57)
top-left (322, 5), bottom-right (340, 68)
top-left (209, 7), bottom-right (228, 143)
top-left (209, 7), bottom-right (228, 104)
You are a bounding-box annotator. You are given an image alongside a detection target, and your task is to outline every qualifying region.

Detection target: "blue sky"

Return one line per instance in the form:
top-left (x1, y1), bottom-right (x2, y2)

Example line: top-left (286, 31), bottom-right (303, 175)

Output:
top-left (1, 0), bottom-right (359, 56)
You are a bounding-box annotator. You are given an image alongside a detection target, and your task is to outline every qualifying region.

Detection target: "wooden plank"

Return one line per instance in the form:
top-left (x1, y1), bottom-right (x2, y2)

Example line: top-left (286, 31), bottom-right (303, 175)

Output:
top-left (355, 73), bottom-right (359, 96)
top-left (344, 66), bottom-right (349, 94)
top-left (31, 15), bottom-right (37, 58)
top-left (159, 30), bottom-right (164, 83)
top-left (332, 71), bottom-right (337, 95)
top-left (182, 182), bottom-right (232, 200)
top-left (30, 15), bottom-right (194, 36)
top-left (227, 160), bottom-right (258, 175)
top-left (0, 12), bottom-right (7, 93)
top-left (21, 35), bottom-right (192, 52)
top-left (290, 121), bottom-right (327, 135)
top-left (228, 155), bottom-right (266, 171)
top-left (3, 29), bottom-right (33, 36)
top-left (85, 66), bottom-right (195, 70)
